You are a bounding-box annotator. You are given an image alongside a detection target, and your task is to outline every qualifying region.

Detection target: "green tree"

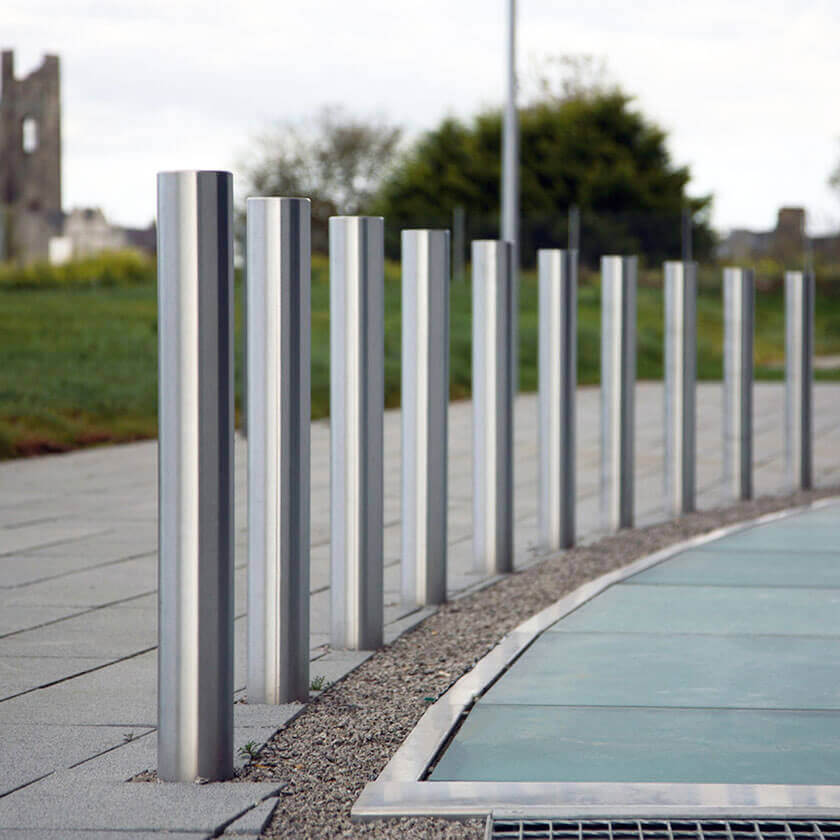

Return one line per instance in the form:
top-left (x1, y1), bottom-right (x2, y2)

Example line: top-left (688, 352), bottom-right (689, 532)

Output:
top-left (241, 106), bottom-right (401, 252)
top-left (372, 88), bottom-right (713, 266)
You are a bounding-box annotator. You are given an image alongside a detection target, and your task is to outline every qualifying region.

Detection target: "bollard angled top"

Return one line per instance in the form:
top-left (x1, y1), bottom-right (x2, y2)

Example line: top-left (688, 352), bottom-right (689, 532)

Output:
top-left (156, 169), bottom-right (232, 177)
top-left (329, 215), bottom-right (384, 221)
top-left (247, 196), bottom-right (311, 205)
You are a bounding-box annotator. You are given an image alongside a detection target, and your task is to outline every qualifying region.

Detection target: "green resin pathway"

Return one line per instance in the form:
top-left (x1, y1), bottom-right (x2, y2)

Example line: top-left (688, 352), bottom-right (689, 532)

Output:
top-left (431, 503), bottom-right (840, 786)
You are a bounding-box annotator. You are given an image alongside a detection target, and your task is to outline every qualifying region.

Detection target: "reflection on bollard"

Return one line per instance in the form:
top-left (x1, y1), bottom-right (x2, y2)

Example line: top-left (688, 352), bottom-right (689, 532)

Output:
top-left (401, 229), bottom-right (450, 607)
top-left (538, 248), bottom-right (577, 550)
top-left (723, 267), bottom-right (754, 501)
top-left (246, 197), bottom-right (311, 704)
top-left (785, 270), bottom-right (814, 490)
top-left (472, 240), bottom-right (514, 575)
top-left (664, 260), bottom-right (697, 516)
top-left (329, 216), bottom-right (385, 650)
top-left (601, 255), bottom-right (637, 531)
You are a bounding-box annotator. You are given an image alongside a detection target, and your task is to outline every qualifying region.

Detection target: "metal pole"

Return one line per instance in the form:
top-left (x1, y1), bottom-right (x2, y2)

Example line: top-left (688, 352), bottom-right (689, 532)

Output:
top-left (473, 240), bottom-right (514, 574)
top-left (723, 267), bottom-right (754, 500)
top-left (568, 205), bottom-right (580, 252)
top-left (156, 170), bottom-right (234, 782)
top-left (538, 248), bottom-right (576, 550)
top-left (785, 269), bottom-right (814, 490)
top-left (330, 216), bottom-right (384, 650)
top-left (401, 229), bottom-right (450, 606)
top-left (241, 236), bottom-right (247, 438)
top-left (681, 206), bottom-right (693, 263)
top-left (664, 260), bottom-right (697, 516)
top-left (600, 255), bottom-right (637, 531)
top-left (501, 0), bottom-right (518, 398)
top-left (452, 206), bottom-right (466, 284)
top-left (246, 198), bottom-right (311, 704)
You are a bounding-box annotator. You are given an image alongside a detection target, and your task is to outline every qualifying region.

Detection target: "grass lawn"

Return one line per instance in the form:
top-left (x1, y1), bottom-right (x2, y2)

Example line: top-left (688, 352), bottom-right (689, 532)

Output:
top-left (1, 254), bottom-right (839, 459)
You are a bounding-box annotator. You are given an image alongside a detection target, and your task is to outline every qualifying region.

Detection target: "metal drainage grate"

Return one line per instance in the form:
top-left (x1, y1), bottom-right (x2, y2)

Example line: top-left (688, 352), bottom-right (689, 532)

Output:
top-left (487, 820), bottom-right (840, 840)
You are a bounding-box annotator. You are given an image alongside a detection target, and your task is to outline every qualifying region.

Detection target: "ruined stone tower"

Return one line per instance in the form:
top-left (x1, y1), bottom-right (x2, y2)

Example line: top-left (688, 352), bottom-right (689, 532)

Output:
top-left (0, 50), bottom-right (62, 261)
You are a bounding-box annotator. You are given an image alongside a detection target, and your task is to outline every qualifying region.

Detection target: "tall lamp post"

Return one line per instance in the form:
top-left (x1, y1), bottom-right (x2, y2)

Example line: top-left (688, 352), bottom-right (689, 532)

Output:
top-left (501, 0), bottom-right (518, 395)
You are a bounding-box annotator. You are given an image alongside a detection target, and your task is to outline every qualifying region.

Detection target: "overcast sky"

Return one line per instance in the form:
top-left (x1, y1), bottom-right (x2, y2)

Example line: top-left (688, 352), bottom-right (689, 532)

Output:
top-left (6, 0), bottom-right (840, 233)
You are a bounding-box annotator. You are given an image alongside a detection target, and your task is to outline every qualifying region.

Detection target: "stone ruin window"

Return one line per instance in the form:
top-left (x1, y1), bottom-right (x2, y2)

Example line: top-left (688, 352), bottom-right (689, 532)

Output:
top-left (22, 116), bottom-right (38, 154)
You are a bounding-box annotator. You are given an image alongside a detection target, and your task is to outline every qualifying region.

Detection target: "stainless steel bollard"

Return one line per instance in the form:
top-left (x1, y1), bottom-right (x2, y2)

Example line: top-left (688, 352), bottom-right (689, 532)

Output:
top-left (156, 171), bottom-right (234, 782)
top-left (330, 217), bottom-right (384, 650)
top-left (538, 249), bottom-right (577, 550)
top-left (401, 230), bottom-right (450, 606)
top-left (246, 198), bottom-right (311, 704)
top-left (723, 267), bottom-right (755, 500)
top-left (664, 261), bottom-right (697, 515)
top-left (785, 270), bottom-right (814, 490)
top-left (473, 240), bottom-right (514, 574)
top-left (600, 255), bottom-right (637, 531)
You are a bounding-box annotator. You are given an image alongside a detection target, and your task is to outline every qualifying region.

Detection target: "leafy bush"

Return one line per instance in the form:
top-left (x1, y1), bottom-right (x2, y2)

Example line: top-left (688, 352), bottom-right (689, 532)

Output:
top-left (0, 251), bottom-right (155, 290)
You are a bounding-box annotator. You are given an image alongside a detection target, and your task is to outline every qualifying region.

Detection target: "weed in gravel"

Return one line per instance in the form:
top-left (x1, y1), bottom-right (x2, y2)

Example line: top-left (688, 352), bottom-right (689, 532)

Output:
top-left (237, 740), bottom-right (261, 761)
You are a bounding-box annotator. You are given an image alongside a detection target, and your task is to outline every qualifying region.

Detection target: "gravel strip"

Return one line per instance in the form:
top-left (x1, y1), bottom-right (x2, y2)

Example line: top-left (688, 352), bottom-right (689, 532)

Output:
top-left (244, 488), bottom-right (839, 839)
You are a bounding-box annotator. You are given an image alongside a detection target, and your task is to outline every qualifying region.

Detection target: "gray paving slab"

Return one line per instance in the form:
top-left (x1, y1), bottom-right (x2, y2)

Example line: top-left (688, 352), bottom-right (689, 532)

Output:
top-left (0, 522), bottom-right (110, 556)
top-left (23, 531), bottom-right (156, 560)
top-left (0, 651), bottom-right (157, 726)
top-left (0, 603), bottom-right (157, 658)
top-left (0, 771), bottom-right (283, 832)
top-left (0, 497), bottom-right (151, 527)
top-left (384, 606), bottom-right (437, 644)
top-left (0, 555), bottom-right (156, 607)
top-left (0, 832), bottom-right (204, 839)
top-left (66, 731), bottom-right (158, 781)
top-left (0, 605), bottom-right (84, 636)
top-left (233, 702), bottom-right (303, 729)
top-left (221, 797), bottom-right (278, 835)
top-left (0, 552), bottom-right (153, 588)
top-left (0, 724), bottom-right (154, 797)
top-left (24, 704), bottom-right (301, 786)
top-left (308, 650), bottom-right (373, 687)
top-left (0, 655), bottom-right (110, 699)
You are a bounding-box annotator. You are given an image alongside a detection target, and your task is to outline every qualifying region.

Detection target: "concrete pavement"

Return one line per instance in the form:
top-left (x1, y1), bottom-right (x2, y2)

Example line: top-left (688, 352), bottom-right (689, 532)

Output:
top-left (0, 382), bottom-right (839, 837)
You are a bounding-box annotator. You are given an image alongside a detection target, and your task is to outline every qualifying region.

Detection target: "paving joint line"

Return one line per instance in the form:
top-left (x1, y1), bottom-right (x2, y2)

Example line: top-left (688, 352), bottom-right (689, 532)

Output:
top-left (0, 550), bottom-right (157, 590)
top-left (0, 587), bottom-right (159, 641)
top-left (0, 645), bottom-right (157, 704)
top-left (0, 526), bottom-right (115, 558)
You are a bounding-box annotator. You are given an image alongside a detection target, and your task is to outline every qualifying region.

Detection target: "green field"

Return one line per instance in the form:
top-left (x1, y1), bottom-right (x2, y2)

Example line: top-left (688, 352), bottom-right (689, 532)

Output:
top-left (1, 252), bottom-right (839, 460)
